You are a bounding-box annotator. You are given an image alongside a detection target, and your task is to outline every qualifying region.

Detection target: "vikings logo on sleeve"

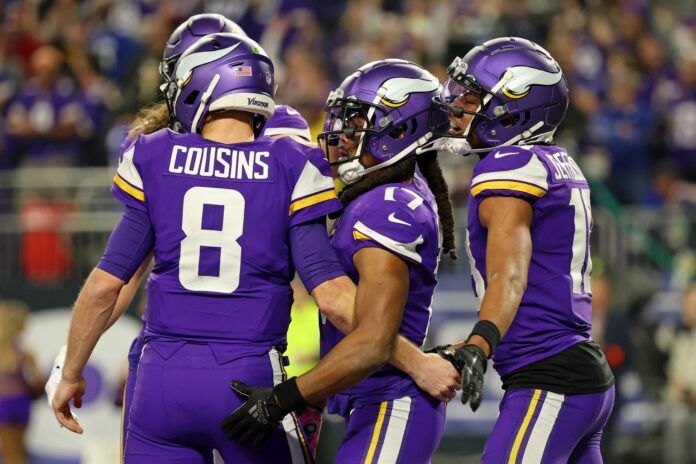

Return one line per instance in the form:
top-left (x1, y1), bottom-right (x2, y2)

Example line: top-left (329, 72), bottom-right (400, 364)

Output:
top-left (350, 186), bottom-right (428, 264)
top-left (470, 145), bottom-right (549, 203)
top-left (283, 138), bottom-right (341, 226)
top-left (112, 139), bottom-right (147, 212)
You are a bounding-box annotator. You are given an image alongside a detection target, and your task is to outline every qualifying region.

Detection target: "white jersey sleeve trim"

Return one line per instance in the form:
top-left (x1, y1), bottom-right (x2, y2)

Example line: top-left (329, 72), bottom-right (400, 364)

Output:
top-left (291, 160), bottom-right (335, 202)
top-left (354, 220), bottom-right (423, 263)
top-left (471, 154), bottom-right (548, 191)
top-left (116, 146), bottom-right (144, 189)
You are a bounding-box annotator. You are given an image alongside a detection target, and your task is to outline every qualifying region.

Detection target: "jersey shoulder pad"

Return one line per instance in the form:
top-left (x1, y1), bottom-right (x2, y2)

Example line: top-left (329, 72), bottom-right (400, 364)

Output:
top-left (112, 132), bottom-right (149, 207)
top-left (471, 145), bottom-right (549, 201)
top-left (349, 185), bottom-right (427, 263)
top-left (273, 137), bottom-right (341, 225)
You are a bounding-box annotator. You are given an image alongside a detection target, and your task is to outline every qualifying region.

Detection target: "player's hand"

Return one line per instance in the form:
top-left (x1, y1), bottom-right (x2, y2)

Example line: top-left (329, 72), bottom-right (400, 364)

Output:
top-left (51, 375), bottom-right (86, 434)
top-left (439, 345), bottom-right (487, 411)
top-left (412, 353), bottom-right (461, 402)
top-left (221, 381), bottom-right (289, 447)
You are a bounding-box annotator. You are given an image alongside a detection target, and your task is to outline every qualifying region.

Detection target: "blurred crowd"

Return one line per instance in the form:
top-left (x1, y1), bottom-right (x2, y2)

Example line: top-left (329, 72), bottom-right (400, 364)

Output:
top-left (0, 0), bottom-right (694, 207)
top-left (1, 2), bottom-right (696, 462)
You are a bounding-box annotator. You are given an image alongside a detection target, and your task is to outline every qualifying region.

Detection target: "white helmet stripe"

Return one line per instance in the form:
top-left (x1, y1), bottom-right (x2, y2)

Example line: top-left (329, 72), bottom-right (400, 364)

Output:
top-left (175, 43), bottom-right (241, 84)
top-left (191, 74), bottom-right (221, 133)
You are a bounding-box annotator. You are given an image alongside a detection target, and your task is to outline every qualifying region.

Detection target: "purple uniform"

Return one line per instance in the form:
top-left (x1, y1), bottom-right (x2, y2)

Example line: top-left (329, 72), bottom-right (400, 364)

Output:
top-left (467, 144), bottom-right (593, 377)
top-left (0, 347), bottom-right (31, 426)
top-left (324, 181), bottom-right (445, 463)
top-left (261, 104), bottom-right (312, 141)
top-left (112, 128), bottom-right (339, 463)
top-left (466, 144), bottom-right (614, 463)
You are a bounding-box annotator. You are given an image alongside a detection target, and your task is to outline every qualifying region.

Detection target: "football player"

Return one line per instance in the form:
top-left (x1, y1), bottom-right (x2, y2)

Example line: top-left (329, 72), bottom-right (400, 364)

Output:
top-left (50, 33), bottom-right (348, 463)
top-left (222, 59), bottom-right (460, 463)
top-left (47, 14), bottom-right (247, 463)
top-left (433, 37), bottom-right (615, 463)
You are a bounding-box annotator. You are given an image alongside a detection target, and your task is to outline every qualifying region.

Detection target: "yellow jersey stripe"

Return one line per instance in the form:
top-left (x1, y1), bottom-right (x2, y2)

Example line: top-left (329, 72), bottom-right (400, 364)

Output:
top-left (289, 189), bottom-right (337, 215)
top-left (120, 382), bottom-right (127, 464)
top-left (364, 401), bottom-right (389, 464)
top-left (113, 174), bottom-right (145, 201)
top-left (352, 230), bottom-right (371, 241)
top-left (507, 389), bottom-right (542, 464)
top-left (471, 180), bottom-right (546, 198)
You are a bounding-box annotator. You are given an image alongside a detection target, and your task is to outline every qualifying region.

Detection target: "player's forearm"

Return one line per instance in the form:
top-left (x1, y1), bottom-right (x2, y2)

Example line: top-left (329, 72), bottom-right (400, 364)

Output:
top-left (312, 276), bottom-right (357, 332)
top-left (480, 271), bottom-right (526, 335)
top-left (314, 276), bottom-right (423, 377)
top-left (63, 269), bottom-right (125, 381)
top-left (295, 328), bottom-right (394, 404)
top-left (104, 253), bottom-right (152, 331)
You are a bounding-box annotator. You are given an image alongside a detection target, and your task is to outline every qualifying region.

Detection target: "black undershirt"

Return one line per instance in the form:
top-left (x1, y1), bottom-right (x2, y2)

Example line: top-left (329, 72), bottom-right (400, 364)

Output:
top-left (501, 341), bottom-right (615, 395)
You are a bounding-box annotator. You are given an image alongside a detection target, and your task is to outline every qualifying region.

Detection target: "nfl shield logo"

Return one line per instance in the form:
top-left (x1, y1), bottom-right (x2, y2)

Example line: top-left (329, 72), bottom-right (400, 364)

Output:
top-left (265, 71), bottom-right (272, 85)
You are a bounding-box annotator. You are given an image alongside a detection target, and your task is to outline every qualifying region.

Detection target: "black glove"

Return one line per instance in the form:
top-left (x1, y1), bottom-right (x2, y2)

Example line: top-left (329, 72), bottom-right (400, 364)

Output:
top-left (424, 343), bottom-right (452, 354)
top-left (439, 344), bottom-right (487, 411)
top-left (221, 378), bottom-right (307, 448)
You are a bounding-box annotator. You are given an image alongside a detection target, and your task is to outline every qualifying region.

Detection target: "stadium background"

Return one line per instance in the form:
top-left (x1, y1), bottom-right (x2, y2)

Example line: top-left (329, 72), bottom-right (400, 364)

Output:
top-left (0, 0), bottom-right (695, 463)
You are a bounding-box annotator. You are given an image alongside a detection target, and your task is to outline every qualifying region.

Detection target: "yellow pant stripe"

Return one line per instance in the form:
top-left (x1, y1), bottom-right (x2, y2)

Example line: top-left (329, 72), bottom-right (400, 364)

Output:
top-left (364, 401), bottom-right (388, 464)
top-left (507, 389), bottom-right (542, 464)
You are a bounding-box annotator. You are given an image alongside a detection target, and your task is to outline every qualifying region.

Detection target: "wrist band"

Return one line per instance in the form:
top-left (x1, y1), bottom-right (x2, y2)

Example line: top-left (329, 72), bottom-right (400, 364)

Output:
top-left (274, 377), bottom-right (307, 413)
top-left (468, 320), bottom-right (501, 356)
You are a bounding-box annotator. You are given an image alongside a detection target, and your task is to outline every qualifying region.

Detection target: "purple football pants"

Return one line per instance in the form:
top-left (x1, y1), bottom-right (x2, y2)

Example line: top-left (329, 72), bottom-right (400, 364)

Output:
top-left (123, 341), bottom-right (313, 464)
top-left (334, 392), bottom-right (446, 464)
top-left (482, 386), bottom-right (615, 464)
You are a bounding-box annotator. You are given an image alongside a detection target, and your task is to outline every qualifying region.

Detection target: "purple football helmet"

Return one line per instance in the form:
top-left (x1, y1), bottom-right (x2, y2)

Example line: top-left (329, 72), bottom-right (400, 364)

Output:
top-left (435, 37), bottom-right (569, 155)
top-left (261, 104), bottom-right (311, 141)
top-left (318, 59), bottom-right (447, 184)
top-left (172, 33), bottom-right (275, 134)
top-left (159, 13), bottom-right (246, 83)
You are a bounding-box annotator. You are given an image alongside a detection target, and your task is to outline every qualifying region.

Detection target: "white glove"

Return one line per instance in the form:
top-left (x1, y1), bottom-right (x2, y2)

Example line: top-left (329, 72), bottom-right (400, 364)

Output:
top-left (45, 346), bottom-right (66, 406)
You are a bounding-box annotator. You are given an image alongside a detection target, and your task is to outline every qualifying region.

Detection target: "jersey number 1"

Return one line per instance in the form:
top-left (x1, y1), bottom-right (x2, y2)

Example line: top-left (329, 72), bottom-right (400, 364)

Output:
top-left (179, 186), bottom-right (244, 293)
top-left (569, 187), bottom-right (592, 294)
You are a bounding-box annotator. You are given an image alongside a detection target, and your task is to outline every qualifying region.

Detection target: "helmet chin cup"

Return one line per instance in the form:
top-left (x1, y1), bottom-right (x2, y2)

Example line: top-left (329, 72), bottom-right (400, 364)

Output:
top-left (430, 137), bottom-right (475, 157)
top-left (337, 158), bottom-right (364, 185)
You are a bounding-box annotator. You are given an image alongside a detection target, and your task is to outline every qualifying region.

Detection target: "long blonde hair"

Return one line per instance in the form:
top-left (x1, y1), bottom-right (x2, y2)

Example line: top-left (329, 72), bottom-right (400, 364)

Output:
top-left (128, 101), bottom-right (171, 139)
top-left (0, 300), bottom-right (29, 371)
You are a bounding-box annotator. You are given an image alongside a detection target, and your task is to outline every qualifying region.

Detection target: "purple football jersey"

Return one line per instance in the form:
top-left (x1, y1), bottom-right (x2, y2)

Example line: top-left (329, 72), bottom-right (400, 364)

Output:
top-left (111, 129), bottom-right (340, 356)
top-left (323, 180), bottom-right (441, 416)
top-left (261, 104), bottom-right (311, 141)
top-left (466, 144), bottom-right (593, 377)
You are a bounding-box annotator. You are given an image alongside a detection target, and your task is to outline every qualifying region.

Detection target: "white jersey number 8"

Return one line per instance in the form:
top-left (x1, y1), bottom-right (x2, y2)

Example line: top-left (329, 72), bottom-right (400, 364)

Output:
top-left (179, 186), bottom-right (244, 293)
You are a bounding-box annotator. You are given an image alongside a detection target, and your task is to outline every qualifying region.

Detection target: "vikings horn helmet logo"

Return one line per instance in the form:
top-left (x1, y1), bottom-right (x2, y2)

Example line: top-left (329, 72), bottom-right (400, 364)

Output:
top-left (379, 76), bottom-right (440, 107)
top-left (500, 66), bottom-right (563, 99)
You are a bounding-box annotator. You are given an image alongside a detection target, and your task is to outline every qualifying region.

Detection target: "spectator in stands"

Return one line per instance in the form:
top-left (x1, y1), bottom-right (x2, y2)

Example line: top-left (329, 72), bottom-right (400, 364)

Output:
top-left (19, 193), bottom-right (74, 284)
top-left (663, 283), bottom-right (696, 464)
top-left (661, 56), bottom-right (696, 181)
top-left (6, 45), bottom-right (92, 167)
top-left (0, 300), bottom-right (44, 464)
top-left (587, 71), bottom-right (654, 204)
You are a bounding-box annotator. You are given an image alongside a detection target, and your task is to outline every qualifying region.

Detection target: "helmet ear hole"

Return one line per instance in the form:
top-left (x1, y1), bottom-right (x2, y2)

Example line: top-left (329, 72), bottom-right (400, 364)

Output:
top-left (500, 114), bottom-right (520, 128)
top-left (389, 123), bottom-right (408, 139)
top-left (521, 111), bottom-right (531, 126)
top-left (184, 91), bottom-right (200, 105)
